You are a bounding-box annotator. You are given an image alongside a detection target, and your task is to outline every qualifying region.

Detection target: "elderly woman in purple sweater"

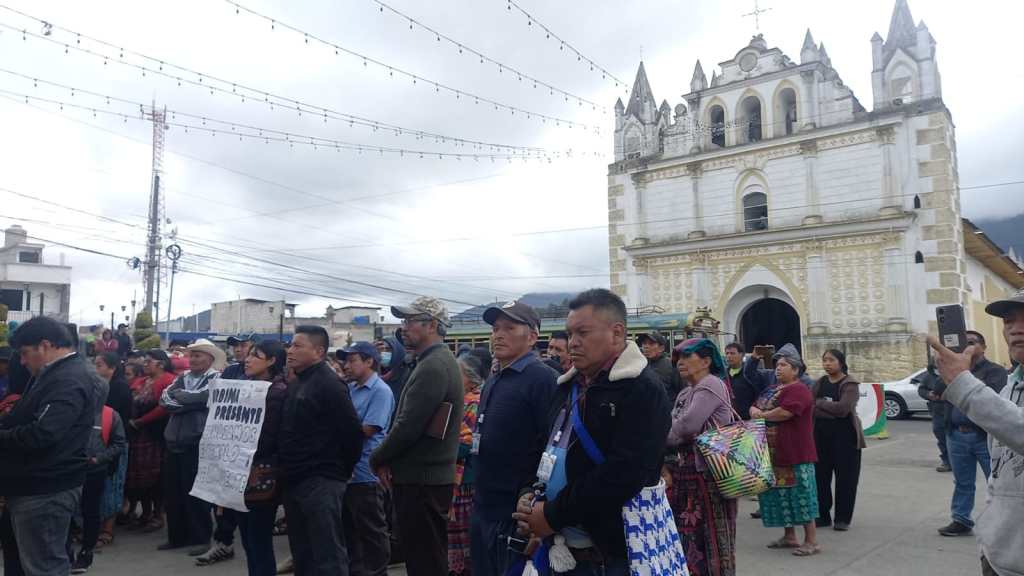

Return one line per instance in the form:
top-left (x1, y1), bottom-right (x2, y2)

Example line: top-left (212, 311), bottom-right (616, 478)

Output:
top-left (666, 338), bottom-right (738, 576)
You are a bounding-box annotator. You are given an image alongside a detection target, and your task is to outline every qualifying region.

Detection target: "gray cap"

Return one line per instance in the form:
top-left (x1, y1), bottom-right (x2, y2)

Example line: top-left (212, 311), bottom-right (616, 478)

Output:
top-left (391, 296), bottom-right (450, 326)
top-left (985, 287), bottom-right (1024, 318)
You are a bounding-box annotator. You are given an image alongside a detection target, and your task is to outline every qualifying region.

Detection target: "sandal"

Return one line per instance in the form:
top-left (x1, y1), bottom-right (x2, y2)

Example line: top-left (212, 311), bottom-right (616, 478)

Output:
top-left (142, 517), bottom-right (164, 533)
top-left (767, 538), bottom-right (801, 549)
top-left (96, 532), bottom-right (114, 549)
top-left (792, 543), bottom-right (822, 557)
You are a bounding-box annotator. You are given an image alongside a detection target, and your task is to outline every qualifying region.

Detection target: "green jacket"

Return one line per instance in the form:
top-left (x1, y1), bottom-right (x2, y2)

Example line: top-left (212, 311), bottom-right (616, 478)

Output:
top-left (370, 342), bottom-right (464, 485)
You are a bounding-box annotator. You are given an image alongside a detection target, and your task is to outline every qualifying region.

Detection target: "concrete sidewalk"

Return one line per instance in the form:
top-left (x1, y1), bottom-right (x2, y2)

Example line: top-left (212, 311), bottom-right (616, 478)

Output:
top-left (6, 418), bottom-right (985, 576)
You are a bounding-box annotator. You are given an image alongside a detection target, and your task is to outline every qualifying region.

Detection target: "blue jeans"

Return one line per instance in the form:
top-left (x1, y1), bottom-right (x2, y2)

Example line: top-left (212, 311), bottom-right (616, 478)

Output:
top-left (930, 403), bottom-right (949, 465)
top-left (948, 429), bottom-right (991, 528)
top-left (470, 514), bottom-right (514, 576)
top-left (237, 506), bottom-right (277, 576)
top-left (7, 486), bottom-right (81, 576)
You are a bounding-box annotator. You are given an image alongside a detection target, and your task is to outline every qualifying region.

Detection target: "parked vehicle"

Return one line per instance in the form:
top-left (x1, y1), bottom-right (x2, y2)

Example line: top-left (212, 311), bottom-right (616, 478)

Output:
top-left (882, 369), bottom-right (931, 420)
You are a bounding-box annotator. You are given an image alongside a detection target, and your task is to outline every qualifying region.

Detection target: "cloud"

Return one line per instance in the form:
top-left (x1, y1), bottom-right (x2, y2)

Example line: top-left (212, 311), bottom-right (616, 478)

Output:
top-left (3, 0), bottom-right (1021, 326)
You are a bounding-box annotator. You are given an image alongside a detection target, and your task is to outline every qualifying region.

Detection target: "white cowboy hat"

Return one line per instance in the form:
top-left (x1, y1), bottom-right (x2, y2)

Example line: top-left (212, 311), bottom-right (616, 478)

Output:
top-left (186, 338), bottom-right (227, 371)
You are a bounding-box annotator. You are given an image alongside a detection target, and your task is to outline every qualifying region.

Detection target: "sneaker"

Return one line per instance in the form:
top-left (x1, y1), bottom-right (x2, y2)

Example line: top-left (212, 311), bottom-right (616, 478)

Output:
top-left (833, 521), bottom-right (850, 531)
top-left (71, 550), bottom-right (93, 574)
top-left (195, 542), bottom-right (235, 566)
top-left (938, 521), bottom-right (972, 536)
top-left (936, 463), bottom-right (952, 472)
top-left (750, 508), bottom-right (762, 519)
top-left (276, 556), bottom-right (295, 574)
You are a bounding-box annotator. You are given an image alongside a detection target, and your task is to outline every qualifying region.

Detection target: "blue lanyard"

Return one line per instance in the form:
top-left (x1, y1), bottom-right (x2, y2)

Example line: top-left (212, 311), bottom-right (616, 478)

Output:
top-left (570, 383), bottom-right (605, 466)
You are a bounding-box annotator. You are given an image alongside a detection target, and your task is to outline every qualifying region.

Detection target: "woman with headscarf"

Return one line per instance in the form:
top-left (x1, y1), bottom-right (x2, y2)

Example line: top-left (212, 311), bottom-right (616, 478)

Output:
top-left (666, 338), bottom-right (738, 576)
top-left (749, 345), bottom-right (820, 557)
top-left (448, 355), bottom-right (483, 576)
top-left (812, 349), bottom-right (865, 531)
top-left (124, 349), bottom-right (175, 532)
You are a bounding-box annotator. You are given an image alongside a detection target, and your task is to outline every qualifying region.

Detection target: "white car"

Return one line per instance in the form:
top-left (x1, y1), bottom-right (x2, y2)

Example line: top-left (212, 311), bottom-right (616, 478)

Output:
top-left (882, 369), bottom-right (931, 420)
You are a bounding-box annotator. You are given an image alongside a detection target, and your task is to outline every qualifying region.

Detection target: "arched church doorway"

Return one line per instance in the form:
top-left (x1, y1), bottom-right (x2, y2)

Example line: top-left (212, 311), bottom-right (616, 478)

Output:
top-left (739, 298), bottom-right (801, 353)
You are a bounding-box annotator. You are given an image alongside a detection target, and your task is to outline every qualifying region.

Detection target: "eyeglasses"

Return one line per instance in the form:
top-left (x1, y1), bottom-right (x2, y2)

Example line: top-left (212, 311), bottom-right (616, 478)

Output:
top-left (401, 316), bottom-right (432, 326)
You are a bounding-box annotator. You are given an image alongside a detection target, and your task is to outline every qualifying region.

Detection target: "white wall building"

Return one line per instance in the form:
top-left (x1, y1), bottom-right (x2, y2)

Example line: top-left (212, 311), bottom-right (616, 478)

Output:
top-left (210, 298), bottom-right (296, 335)
top-left (607, 0), bottom-right (1023, 380)
top-left (0, 225), bottom-right (71, 323)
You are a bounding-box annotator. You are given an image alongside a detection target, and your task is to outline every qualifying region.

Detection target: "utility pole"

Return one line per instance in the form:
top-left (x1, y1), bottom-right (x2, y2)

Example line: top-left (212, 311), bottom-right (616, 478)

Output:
top-left (164, 244), bottom-right (182, 345)
top-left (143, 103), bottom-right (167, 317)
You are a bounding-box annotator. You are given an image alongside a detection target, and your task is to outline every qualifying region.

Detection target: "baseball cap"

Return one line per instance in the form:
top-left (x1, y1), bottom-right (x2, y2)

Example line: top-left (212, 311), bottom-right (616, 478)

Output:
top-left (391, 296), bottom-right (450, 326)
top-left (227, 332), bottom-right (258, 346)
top-left (336, 341), bottom-right (381, 364)
top-left (636, 332), bottom-right (669, 348)
top-left (985, 287), bottom-right (1024, 318)
top-left (483, 300), bottom-right (541, 331)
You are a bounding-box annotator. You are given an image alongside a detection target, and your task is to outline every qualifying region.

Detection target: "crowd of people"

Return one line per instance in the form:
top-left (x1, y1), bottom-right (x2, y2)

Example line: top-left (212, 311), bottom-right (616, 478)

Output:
top-left (0, 285), bottom-right (1022, 576)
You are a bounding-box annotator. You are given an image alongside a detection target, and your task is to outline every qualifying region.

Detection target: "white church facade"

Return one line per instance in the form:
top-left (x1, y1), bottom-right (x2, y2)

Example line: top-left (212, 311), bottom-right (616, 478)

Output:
top-left (607, 0), bottom-right (1023, 379)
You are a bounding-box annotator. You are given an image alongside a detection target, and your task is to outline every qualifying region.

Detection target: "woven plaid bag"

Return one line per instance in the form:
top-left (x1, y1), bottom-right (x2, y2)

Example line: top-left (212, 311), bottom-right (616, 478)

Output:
top-left (694, 413), bottom-right (775, 499)
top-left (622, 479), bottom-right (690, 576)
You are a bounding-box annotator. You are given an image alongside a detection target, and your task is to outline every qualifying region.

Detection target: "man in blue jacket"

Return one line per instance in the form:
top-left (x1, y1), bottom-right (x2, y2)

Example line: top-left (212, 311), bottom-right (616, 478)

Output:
top-left (471, 301), bottom-right (556, 576)
top-left (1, 316), bottom-right (95, 576)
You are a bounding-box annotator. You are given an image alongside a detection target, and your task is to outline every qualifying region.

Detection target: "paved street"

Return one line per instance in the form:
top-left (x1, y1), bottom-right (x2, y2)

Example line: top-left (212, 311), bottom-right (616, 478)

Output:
top-left (1, 417), bottom-right (988, 576)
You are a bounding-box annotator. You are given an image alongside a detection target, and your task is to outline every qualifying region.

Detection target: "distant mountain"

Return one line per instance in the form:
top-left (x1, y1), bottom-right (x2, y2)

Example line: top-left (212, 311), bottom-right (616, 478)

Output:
top-left (451, 292), bottom-right (575, 322)
top-left (975, 215), bottom-right (1024, 261)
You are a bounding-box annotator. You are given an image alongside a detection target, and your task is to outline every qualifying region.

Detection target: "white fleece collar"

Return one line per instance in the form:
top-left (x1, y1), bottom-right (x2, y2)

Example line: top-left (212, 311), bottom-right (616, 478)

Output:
top-left (556, 341), bottom-right (648, 385)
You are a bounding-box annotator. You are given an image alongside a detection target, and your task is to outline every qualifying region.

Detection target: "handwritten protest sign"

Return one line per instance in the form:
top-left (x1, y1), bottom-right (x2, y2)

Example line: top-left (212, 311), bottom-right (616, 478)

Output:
top-left (190, 379), bottom-right (271, 512)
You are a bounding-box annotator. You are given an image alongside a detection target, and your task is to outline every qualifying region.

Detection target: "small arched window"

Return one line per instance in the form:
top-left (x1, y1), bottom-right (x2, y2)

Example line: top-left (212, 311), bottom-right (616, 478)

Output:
top-left (740, 96), bottom-right (763, 143)
top-left (742, 191), bottom-right (768, 231)
top-left (777, 88), bottom-right (797, 136)
top-left (623, 126), bottom-right (642, 158)
top-left (709, 105), bottom-right (725, 148)
top-left (913, 195), bottom-right (922, 209)
top-left (914, 251), bottom-right (924, 264)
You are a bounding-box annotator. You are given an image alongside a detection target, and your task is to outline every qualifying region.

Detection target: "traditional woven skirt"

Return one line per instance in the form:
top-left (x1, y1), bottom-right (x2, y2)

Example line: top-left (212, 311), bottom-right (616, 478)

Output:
top-left (101, 444), bottom-right (129, 520)
top-left (758, 462), bottom-right (819, 528)
top-left (671, 446), bottom-right (737, 576)
top-left (126, 432), bottom-right (162, 491)
top-left (447, 483), bottom-right (474, 575)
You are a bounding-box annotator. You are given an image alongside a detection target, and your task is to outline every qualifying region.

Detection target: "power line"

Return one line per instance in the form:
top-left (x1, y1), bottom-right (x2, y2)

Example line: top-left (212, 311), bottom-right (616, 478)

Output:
top-left (503, 0), bottom-right (626, 89)
top-left (222, 1), bottom-right (603, 131)
top-left (368, 0), bottom-right (605, 111)
top-left (0, 7), bottom-right (575, 153)
top-left (0, 85), bottom-right (579, 161)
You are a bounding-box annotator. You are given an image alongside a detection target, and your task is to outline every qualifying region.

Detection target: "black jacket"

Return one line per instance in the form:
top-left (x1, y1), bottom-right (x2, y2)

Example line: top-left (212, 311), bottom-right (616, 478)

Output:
top-left (105, 375), bottom-right (133, 430)
top-left (279, 361), bottom-right (364, 485)
top-left (0, 353), bottom-right (96, 496)
top-left (648, 354), bottom-right (682, 403)
top-left (534, 342), bottom-right (671, 560)
top-left (728, 359), bottom-right (763, 420)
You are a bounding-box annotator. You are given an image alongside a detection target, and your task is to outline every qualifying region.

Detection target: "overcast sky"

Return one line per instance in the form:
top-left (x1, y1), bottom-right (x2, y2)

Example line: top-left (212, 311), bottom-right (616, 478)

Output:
top-left (2, 0), bottom-right (1021, 327)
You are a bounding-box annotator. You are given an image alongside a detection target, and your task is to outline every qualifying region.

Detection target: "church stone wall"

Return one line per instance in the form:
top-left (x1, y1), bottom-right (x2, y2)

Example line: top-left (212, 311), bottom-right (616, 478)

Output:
top-left (805, 333), bottom-right (928, 383)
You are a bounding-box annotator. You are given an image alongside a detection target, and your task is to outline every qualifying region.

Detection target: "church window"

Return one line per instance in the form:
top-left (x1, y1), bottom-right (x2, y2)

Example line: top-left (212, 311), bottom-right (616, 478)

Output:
top-left (776, 88), bottom-right (798, 136)
top-left (889, 66), bottom-right (914, 103)
top-left (741, 96), bottom-right (763, 143)
top-left (914, 251), bottom-right (924, 264)
top-left (709, 105), bottom-right (726, 147)
top-left (742, 191), bottom-right (768, 232)
top-left (624, 126), bottom-right (642, 158)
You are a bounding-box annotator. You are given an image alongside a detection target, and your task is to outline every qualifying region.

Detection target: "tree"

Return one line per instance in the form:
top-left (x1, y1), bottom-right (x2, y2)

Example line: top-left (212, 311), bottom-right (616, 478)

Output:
top-left (0, 304), bottom-right (8, 348)
top-left (133, 311), bottom-right (161, 350)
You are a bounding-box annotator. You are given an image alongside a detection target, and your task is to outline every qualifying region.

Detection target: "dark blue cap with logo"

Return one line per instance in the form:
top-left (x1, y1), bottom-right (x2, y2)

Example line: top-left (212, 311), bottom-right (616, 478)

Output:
top-left (337, 341), bottom-right (381, 364)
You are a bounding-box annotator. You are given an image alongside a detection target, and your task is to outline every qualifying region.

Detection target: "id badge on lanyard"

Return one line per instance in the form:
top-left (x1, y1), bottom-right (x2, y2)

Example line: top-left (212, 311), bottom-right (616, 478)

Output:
top-left (536, 407), bottom-right (570, 487)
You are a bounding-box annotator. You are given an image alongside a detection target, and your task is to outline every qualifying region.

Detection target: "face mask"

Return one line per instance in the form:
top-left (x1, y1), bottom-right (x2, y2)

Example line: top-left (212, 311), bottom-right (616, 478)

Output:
top-left (380, 351), bottom-right (392, 367)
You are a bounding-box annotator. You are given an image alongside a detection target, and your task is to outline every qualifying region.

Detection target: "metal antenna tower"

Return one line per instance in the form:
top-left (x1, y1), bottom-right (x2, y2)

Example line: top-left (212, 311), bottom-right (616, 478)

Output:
top-left (143, 103), bottom-right (167, 317)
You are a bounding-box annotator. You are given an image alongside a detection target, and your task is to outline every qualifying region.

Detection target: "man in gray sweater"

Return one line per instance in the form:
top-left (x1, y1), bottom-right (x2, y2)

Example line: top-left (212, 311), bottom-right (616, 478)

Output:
top-left (930, 288), bottom-right (1024, 576)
